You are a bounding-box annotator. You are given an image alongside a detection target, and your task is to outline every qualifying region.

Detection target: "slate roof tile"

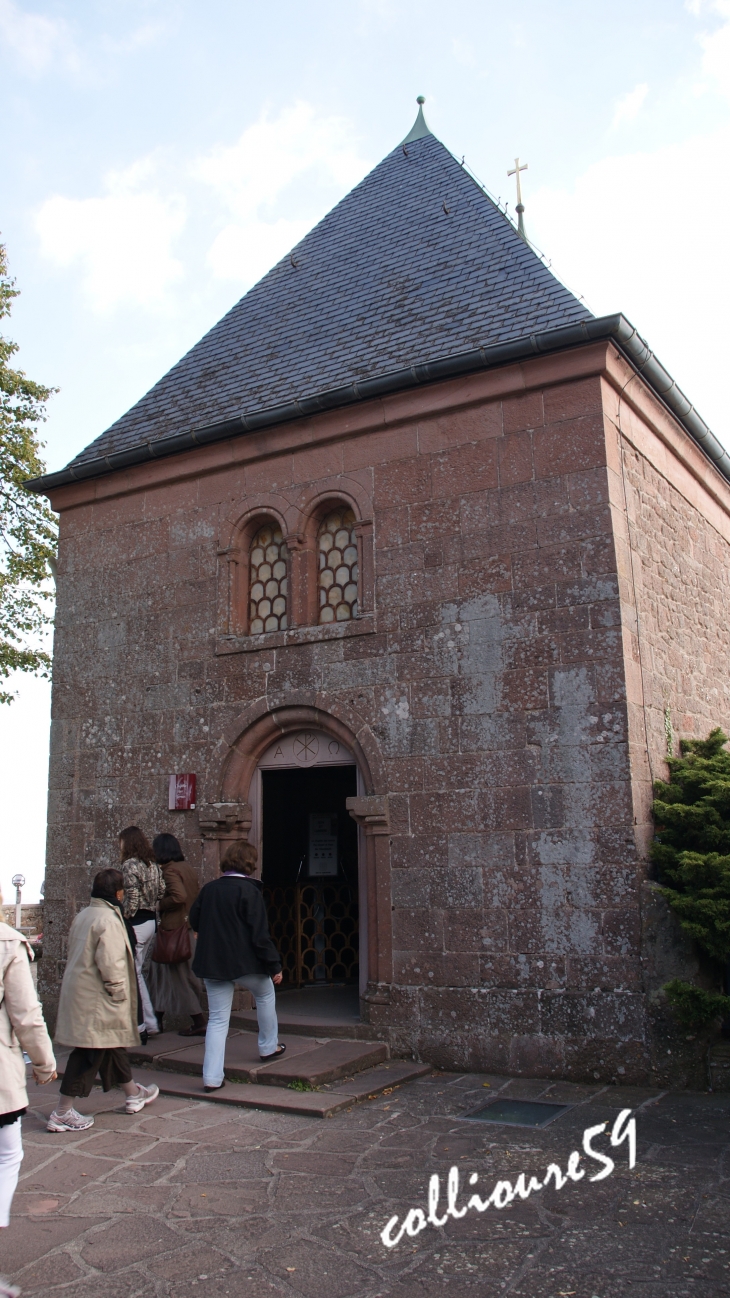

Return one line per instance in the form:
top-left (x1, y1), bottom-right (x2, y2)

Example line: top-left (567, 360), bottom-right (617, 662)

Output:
top-left (68, 128), bottom-right (592, 469)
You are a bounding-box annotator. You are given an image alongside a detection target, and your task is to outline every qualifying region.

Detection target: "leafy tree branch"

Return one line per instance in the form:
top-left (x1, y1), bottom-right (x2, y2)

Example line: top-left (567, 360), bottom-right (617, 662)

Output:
top-left (0, 239), bottom-right (58, 703)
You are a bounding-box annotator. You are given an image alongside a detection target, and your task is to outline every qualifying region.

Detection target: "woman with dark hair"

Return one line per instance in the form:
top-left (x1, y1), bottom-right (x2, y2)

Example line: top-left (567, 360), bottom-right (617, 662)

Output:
top-left (119, 826), bottom-right (165, 1041)
top-left (148, 834), bottom-right (205, 1037)
top-left (47, 868), bottom-right (158, 1132)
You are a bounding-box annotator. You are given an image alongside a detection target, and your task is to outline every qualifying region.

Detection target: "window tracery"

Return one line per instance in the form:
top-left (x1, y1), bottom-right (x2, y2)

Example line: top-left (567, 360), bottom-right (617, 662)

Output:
top-left (318, 507), bottom-right (358, 623)
top-left (249, 523), bottom-right (288, 633)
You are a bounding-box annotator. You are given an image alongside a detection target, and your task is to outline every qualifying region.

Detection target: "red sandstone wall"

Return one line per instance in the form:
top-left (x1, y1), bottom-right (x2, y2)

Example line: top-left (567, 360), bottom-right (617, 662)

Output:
top-left (44, 345), bottom-right (708, 1081)
top-left (601, 376), bottom-right (730, 1049)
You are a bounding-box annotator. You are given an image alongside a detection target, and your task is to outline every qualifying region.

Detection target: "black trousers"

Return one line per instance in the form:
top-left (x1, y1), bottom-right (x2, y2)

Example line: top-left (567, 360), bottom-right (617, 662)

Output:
top-left (59, 1047), bottom-right (133, 1098)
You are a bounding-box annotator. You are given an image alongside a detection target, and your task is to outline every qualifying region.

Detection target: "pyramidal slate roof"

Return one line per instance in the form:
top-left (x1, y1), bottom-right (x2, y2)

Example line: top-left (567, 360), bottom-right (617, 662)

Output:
top-left (70, 108), bottom-right (593, 471)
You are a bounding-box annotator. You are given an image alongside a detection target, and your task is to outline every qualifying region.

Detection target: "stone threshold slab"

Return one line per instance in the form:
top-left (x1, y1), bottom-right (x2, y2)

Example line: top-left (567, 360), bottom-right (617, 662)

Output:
top-left (230, 1011), bottom-right (385, 1042)
top-left (133, 1058), bottom-right (430, 1117)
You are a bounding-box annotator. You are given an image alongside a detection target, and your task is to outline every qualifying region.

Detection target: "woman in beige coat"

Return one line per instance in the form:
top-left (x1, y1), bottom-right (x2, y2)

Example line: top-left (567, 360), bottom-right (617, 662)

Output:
top-left (0, 910), bottom-right (56, 1287)
top-left (48, 868), bottom-right (159, 1133)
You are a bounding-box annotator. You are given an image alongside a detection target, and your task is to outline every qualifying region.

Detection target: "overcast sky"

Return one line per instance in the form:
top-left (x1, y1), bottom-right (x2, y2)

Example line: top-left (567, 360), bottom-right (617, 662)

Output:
top-left (1, 0), bottom-right (729, 902)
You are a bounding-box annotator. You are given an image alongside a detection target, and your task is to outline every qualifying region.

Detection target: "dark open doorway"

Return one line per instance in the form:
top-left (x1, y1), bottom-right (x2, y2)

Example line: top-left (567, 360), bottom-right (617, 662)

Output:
top-left (261, 765), bottom-right (359, 993)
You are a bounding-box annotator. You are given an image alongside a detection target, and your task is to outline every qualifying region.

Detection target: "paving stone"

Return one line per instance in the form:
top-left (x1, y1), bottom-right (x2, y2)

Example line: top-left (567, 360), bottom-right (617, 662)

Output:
top-left (19, 1149), bottom-right (119, 1191)
top-left (10, 1249), bottom-right (84, 1294)
top-left (0, 1214), bottom-right (98, 1272)
top-left (79, 1216), bottom-right (188, 1269)
top-left (170, 1181), bottom-right (273, 1217)
top-left (178, 1148), bottom-right (271, 1182)
top-left (256, 1237), bottom-right (377, 1298)
top-left (5, 1071), bottom-right (730, 1297)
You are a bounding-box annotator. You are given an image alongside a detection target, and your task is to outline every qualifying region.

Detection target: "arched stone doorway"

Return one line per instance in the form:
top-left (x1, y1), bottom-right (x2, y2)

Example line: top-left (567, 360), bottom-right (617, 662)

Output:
top-left (198, 699), bottom-right (392, 1021)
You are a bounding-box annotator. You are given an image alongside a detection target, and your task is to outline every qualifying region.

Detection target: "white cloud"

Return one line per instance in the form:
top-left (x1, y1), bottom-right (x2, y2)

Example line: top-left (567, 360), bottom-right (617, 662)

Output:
top-left (611, 82), bottom-right (648, 128)
top-left (192, 101), bottom-right (370, 284)
top-left (530, 123), bottom-right (730, 445)
top-left (35, 161), bottom-right (186, 313)
top-left (0, 0), bottom-right (75, 75)
top-left (695, 2), bottom-right (730, 99)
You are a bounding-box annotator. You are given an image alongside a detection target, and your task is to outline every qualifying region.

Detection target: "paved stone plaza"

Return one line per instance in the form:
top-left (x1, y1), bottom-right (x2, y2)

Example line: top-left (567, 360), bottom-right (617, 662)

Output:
top-left (5, 1070), bottom-right (729, 1297)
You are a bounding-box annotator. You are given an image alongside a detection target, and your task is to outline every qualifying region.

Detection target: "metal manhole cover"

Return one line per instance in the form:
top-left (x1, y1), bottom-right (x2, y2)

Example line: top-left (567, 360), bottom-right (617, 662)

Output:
top-left (464, 1098), bottom-right (571, 1128)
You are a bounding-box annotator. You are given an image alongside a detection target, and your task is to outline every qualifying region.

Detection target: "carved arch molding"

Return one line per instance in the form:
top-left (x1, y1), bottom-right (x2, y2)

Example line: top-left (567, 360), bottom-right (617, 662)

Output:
top-left (197, 697), bottom-right (392, 998)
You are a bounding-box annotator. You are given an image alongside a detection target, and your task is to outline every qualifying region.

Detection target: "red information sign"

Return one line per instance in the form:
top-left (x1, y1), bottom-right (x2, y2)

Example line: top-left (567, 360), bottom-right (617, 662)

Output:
top-left (168, 773), bottom-right (196, 811)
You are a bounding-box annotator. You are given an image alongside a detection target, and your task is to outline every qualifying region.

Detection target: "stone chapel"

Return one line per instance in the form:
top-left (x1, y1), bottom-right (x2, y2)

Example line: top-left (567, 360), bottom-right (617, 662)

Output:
top-left (30, 101), bottom-right (730, 1083)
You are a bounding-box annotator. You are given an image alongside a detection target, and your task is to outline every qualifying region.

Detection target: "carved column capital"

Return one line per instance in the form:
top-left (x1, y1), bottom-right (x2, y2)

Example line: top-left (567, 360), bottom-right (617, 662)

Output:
top-left (346, 794), bottom-right (390, 835)
top-left (198, 801), bottom-right (252, 839)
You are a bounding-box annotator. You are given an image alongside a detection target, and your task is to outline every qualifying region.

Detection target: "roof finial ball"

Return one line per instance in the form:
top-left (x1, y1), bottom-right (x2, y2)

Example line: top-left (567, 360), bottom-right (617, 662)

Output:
top-left (402, 95), bottom-right (432, 146)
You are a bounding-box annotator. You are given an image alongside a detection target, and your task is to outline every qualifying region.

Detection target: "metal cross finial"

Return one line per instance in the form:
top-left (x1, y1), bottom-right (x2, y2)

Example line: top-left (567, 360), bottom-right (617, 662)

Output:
top-left (507, 157), bottom-right (528, 241)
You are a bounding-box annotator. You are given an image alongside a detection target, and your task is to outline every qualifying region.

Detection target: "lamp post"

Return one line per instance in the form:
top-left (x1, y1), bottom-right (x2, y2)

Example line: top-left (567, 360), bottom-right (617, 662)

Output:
top-left (11, 874), bottom-right (25, 932)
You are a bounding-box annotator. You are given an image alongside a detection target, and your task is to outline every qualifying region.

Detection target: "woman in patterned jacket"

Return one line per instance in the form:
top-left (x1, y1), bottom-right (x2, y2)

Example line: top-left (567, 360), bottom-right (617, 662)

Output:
top-left (119, 826), bottom-right (165, 1040)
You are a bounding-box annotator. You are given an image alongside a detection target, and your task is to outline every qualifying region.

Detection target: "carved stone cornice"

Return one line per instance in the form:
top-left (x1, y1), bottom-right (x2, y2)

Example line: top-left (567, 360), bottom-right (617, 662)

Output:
top-left (346, 794), bottom-right (390, 835)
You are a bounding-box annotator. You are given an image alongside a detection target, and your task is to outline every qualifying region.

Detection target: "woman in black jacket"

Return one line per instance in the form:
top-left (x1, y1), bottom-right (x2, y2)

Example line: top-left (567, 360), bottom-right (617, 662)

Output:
top-left (189, 841), bottom-right (283, 1091)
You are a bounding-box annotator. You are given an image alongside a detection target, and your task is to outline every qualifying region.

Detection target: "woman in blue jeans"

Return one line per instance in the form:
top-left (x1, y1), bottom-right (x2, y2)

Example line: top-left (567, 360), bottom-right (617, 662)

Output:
top-left (189, 841), bottom-right (283, 1091)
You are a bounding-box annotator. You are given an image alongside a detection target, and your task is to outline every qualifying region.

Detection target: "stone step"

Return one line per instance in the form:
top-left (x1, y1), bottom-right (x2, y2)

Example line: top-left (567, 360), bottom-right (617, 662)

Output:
top-left (230, 1009), bottom-right (385, 1042)
top-left (128, 1030), bottom-right (388, 1087)
top-left (131, 1057), bottom-right (431, 1117)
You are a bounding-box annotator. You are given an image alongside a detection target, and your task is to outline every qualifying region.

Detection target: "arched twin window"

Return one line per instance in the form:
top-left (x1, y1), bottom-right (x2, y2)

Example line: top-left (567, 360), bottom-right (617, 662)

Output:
top-left (244, 503), bottom-right (361, 636)
top-left (249, 524), bottom-right (288, 634)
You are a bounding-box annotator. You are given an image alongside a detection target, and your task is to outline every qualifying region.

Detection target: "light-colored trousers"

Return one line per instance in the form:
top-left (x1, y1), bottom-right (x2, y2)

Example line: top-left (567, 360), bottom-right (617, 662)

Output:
top-left (203, 975), bottom-right (278, 1087)
top-left (132, 918), bottom-right (159, 1034)
top-left (0, 1119), bottom-right (23, 1228)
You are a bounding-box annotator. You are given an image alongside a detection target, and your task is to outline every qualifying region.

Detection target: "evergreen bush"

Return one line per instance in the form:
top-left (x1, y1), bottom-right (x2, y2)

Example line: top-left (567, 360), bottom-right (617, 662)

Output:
top-left (652, 727), bottom-right (730, 1030)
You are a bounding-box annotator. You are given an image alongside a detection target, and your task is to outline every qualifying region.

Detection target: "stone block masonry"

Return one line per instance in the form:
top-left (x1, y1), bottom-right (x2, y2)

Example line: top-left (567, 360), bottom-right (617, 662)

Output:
top-left (40, 341), bottom-right (730, 1085)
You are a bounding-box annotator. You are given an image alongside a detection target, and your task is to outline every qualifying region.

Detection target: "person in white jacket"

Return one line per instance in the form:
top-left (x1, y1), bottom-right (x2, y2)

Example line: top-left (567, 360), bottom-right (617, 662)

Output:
top-left (0, 911), bottom-right (57, 1298)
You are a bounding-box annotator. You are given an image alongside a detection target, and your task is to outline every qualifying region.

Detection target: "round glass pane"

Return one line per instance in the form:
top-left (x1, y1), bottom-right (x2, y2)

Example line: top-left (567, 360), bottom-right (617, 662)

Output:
top-left (320, 605), bottom-right (334, 622)
top-left (336, 603), bottom-right (351, 621)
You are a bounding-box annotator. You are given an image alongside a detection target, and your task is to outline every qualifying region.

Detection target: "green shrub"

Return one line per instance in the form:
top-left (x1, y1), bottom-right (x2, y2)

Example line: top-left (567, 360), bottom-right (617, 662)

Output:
top-left (663, 979), bottom-right (730, 1030)
top-left (652, 727), bottom-right (730, 1029)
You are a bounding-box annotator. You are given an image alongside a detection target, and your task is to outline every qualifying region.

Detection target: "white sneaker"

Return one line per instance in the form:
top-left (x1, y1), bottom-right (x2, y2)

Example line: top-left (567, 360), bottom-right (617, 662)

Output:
top-left (0, 1277), bottom-right (20, 1297)
top-left (46, 1107), bottom-right (94, 1132)
top-left (125, 1082), bottom-right (159, 1114)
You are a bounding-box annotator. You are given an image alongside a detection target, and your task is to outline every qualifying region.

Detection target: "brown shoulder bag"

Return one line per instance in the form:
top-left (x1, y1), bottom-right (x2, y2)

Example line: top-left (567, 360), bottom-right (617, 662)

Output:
top-left (151, 923), bottom-right (191, 965)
